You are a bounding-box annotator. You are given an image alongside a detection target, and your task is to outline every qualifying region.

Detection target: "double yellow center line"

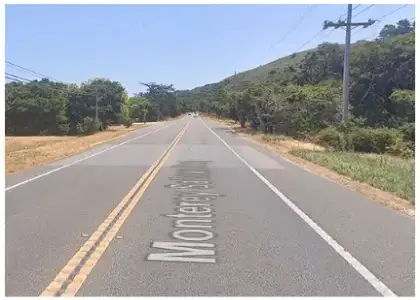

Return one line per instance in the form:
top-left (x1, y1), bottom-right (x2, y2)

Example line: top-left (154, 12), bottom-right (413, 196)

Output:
top-left (41, 121), bottom-right (191, 297)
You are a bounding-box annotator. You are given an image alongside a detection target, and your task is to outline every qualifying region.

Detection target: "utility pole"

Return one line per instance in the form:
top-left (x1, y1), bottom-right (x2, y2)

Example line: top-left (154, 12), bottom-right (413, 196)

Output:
top-left (95, 96), bottom-right (99, 123)
top-left (324, 4), bottom-right (375, 123)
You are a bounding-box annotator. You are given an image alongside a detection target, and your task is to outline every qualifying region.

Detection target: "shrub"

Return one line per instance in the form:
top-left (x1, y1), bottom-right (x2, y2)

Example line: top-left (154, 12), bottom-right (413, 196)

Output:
top-left (316, 127), bottom-right (346, 151)
top-left (74, 117), bottom-right (100, 135)
top-left (399, 123), bottom-right (415, 143)
top-left (261, 135), bottom-right (287, 143)
top-left (57, 123), bottom-right (70, 135)
top-left (124, 118), bottom-right (133, 128)
top-left (387, 139), bottom-right (414, 158)
top-left (349, 127), bottom-right (402, 154)
top-left (82, 117), bottom-right (95, 134)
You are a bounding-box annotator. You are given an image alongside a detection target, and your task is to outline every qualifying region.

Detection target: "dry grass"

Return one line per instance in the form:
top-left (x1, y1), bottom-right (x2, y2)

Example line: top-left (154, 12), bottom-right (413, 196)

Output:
top-left (6, 124), bottom-right (149, 174)
top-left (206, 116), bottom-right (414, 217)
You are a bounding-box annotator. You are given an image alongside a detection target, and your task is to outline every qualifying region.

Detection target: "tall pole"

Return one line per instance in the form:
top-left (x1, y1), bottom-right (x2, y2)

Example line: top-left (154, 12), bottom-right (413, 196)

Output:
top-left (342, 4), bottom-right (352, 123)
top-left (323, 5), bottom-right (375, 123)
top-left (95, 96), bottom-right (98, 123)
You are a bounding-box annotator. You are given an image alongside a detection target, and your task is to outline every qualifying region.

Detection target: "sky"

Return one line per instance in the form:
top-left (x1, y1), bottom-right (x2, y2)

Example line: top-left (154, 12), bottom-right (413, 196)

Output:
top-left (5, 4), bottom-right (415, 96)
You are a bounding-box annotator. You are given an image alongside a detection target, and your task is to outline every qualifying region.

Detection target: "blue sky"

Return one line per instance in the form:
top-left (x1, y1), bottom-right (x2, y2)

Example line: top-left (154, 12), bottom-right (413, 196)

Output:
top-left (5, 4), bottom-right (415, 96)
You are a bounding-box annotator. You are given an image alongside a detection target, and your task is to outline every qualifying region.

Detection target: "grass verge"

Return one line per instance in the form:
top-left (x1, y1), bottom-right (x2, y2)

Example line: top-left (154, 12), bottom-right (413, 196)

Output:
top-left (6, 124), bottom-right (149, 174)
top-left (291, 150), bottom-right (414, 204)
top-left (206, 116), bottom-right (414, 217)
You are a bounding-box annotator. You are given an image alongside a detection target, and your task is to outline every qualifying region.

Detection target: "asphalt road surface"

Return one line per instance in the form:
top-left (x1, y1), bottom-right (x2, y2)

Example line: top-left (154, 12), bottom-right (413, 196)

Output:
top-left (5, 115), bottom-right (414, 296)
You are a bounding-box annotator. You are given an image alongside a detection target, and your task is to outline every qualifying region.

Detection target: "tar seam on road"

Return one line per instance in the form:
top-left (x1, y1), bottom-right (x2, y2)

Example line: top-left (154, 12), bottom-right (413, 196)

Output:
top-left (5, 121), bottom-right (179, 192)
top-left (40, 121), bottom-right (191, 297)
top-left (200, 117), bottom-right (397, 297)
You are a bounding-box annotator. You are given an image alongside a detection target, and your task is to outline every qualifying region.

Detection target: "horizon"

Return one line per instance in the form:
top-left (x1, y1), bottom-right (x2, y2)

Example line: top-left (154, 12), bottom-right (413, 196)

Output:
top-left (5, 4), bottom-right (415, 95)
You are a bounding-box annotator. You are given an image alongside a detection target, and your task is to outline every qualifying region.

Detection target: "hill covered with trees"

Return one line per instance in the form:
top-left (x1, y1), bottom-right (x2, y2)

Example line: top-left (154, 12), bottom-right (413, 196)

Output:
top-left (5, 19), bottom-right (415, 158)
top-left (177, 19), bottom-right (415, 157)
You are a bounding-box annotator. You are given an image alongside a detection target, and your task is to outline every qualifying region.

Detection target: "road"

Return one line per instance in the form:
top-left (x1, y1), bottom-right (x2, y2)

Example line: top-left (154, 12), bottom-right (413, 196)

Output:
top-left (5, 115), bottom-right (414, 296)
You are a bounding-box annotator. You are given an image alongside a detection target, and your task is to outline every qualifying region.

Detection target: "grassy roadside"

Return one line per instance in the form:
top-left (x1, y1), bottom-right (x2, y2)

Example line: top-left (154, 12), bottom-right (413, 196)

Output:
top-left (205, 115), bottom-right (414, 217)
top-left (291, 150), bottom-right (414, 203)
top-left (6, 124), bottom-right (149, 174)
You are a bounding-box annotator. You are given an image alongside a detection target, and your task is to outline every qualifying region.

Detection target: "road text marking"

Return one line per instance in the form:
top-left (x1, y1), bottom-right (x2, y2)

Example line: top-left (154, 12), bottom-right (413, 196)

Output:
top-left (147, 161), bottom-right (222, 264)
top-left (40, 121), bottom-right (190, 297)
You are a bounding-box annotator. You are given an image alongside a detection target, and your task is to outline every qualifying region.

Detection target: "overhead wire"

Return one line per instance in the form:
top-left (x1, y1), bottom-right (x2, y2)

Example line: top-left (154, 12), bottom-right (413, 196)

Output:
top-left (268, 4), bottom-right (317, 52)
top-left (352, 4), bottom-right (375, 19)
top-left (5, 60), bottom-right (61, 82)
top-left (352, 4), bottom-right (411, 38)
top-left (5, 71), bottom-right (98, 97)
top-left (5, 72), bottom-right (31, 83)
top-left (322, 4), bottom-right (364, 40)
top-left (295, 4), bottom-right (362, 54)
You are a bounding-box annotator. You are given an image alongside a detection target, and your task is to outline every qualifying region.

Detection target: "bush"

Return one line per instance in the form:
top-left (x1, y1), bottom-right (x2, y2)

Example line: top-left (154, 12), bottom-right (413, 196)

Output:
top-left (261, 135), bottom-right (287, 143)
top-left (74, 117), bottom-right (100, 135)
top-left (387, 139), bottom-right (414, 158)
top-left (57, 123), bottom-right (70, 135)
top-left (83, 117), bottom-right (95, 134)
top-left (349, 127), bottom-right (402, 154)
top-left (124, 119), bottom-right (133, 128)
top-left (316, 127), bottom-right (346, 151)
top-left (317, 125), bottom-right (410, 156)
top-left (399, 123), bottom-right (415, 143)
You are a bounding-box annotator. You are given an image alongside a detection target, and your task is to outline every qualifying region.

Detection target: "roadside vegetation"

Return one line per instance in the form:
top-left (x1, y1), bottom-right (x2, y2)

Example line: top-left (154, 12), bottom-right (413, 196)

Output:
top-left (5, 124), bottom-right (147, 174)
top-left (291, 150), bottom-right (414, 203)
top-left (177, 19), bottom-right (415, 212)
top-left (5, 77), bottom-right (184, 173)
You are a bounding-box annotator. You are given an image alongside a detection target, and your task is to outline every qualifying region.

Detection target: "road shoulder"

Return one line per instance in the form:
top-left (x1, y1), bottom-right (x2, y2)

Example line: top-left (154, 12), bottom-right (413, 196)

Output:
top-left (205, 116), bottom-right (414, 217)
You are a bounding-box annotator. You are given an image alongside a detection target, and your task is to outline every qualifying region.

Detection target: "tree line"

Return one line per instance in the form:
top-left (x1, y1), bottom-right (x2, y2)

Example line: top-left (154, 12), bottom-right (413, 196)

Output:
top-left (177, 19), bottom-right (415, 157)
top-left (5, 79), bottom-right (183, 136)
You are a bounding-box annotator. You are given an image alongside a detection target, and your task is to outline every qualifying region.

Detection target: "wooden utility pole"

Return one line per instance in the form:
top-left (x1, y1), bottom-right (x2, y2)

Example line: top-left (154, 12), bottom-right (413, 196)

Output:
top-left (324, 4), bottom-right (375, 123)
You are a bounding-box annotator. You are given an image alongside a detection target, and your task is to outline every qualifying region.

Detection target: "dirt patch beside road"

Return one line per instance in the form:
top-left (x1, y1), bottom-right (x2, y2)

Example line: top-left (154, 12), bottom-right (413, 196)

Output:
top-left (205, 116), bottom-right (414, 217)
top-left (6, 124), bottom-right (149, 174)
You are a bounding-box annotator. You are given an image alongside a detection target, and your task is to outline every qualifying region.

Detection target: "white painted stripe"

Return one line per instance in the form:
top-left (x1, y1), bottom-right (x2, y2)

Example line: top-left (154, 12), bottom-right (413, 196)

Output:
top-left (5, 122), bottom-right (178, 192)
top-left (200, 117), bottom-right (396, 297)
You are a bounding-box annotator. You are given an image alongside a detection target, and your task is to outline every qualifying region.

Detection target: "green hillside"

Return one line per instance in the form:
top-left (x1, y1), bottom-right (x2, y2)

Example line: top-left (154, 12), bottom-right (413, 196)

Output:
top-left (179, 48), bottom-right (310, 98)
top-left (175, 18), bottom-right (414, 162)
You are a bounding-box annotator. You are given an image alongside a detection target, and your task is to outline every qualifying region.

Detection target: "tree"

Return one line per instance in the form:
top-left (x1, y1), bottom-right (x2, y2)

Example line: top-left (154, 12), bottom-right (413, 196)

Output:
top-left (232, 91), bottom-right (255, 128)
top-left (378, 19), bottom-right (414, 40)
top-left (139, 82), bottom-right (179, 120)
top-left (5, 79), bottom-right (70, 135)
top-left (389, 89), bottom-right (415, 124)
top-left (128, 96), bottom-right (149, 123)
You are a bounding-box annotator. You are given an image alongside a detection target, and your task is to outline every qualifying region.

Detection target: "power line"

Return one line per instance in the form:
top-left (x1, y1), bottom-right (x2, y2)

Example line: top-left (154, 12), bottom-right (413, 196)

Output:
top-left (353, 4), bottom-right (375, 19)
top-left (292, 5), bottom-right (357, 54)
top-left (321, 5), bottom-right (364, 40)
top-left (378, 4), bottom-right (409, 20)
top-left (268, 4), bottom-right (317, 51)
top-left (352, 4), bottom-right (411, 37)
top-left (353, 4), bottom-right (362, 12)
top-left (323, 4), bottom-right (375, 123)
top-left (5, 72), bottom-right (98, 97)
top-left (6, 76), bottom-right (27, 83)
top-left (5, 72), bottom-right (31, 83)
top-left (5, 60), bottom-right (61, 82)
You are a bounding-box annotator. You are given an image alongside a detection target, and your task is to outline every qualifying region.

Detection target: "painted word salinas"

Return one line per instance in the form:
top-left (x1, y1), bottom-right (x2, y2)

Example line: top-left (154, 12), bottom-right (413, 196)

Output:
top-left (147, 161), bottom-right (221, 263)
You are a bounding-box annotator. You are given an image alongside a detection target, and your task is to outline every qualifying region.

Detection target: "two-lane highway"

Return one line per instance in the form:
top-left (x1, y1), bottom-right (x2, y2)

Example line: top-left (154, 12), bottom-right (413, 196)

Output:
top-left (5, 115), bottom-right (414, 296)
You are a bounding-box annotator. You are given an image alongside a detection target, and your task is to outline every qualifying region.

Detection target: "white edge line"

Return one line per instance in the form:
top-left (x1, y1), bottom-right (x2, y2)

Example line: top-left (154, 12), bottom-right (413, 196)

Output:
top-left (5, 122), bottom-right (178, 192)
top-left (209, 118), bottom-right (414, 220)
top-left (200, 117), bottom-right (396, 297)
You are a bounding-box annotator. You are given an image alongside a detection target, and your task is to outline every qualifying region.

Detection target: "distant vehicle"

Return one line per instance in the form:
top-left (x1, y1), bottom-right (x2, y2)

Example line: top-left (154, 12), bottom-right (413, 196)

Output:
top-left (187, 113), bottom-right (191, 115)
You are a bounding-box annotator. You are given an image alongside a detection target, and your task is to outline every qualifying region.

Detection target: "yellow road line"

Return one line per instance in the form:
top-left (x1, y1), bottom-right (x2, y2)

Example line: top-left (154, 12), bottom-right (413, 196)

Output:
top-left (40, 121), bottom-right (191, 297)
